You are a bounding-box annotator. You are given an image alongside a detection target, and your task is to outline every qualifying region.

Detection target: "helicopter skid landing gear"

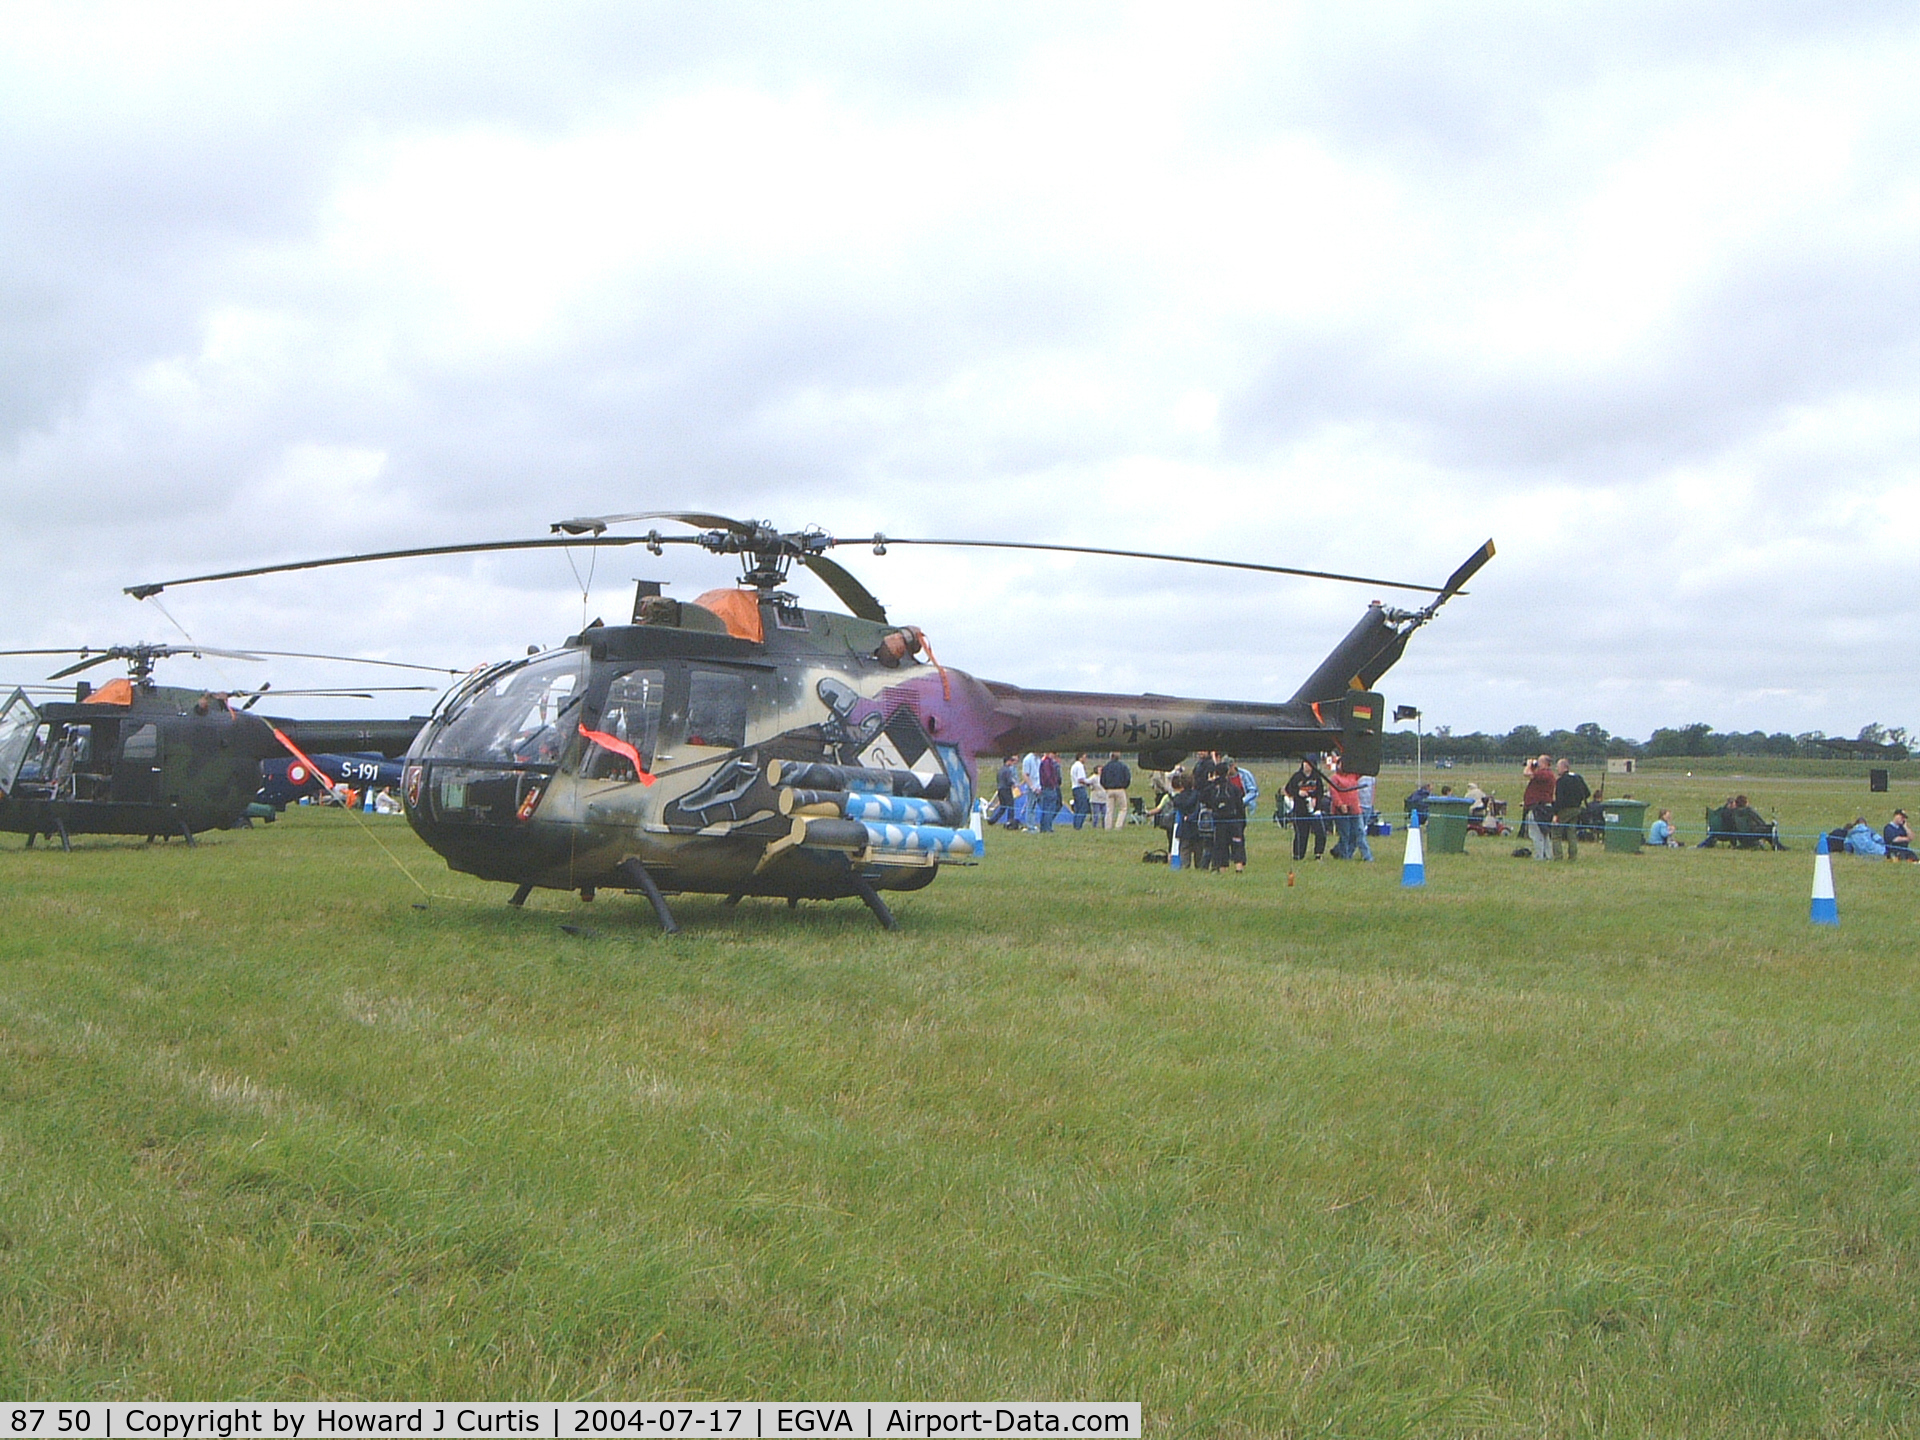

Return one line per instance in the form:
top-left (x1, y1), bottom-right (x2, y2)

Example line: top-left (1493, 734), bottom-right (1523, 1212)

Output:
top-left (508, 883), bottom-right (533, 908)
top-left (617, 859), bottom-right (679, 936)
top-left (722, 892), bottom-right (744, 907)
top-left (848, 873), bottom-right (899, 931)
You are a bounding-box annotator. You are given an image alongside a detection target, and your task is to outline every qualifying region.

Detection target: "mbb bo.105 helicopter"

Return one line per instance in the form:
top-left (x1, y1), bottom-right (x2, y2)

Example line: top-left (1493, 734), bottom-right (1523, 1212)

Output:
top-left (126, 514), bottom-right (1493, 930)
top-left (0, 644), bottom-right (446, 848)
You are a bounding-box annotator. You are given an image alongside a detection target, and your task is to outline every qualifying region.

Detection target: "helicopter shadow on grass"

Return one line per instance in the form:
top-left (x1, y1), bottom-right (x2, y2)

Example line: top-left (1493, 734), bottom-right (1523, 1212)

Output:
top-left (3, 833), bottom-right (234, 855)
top-left (418, 887), bottom-right (972, 946)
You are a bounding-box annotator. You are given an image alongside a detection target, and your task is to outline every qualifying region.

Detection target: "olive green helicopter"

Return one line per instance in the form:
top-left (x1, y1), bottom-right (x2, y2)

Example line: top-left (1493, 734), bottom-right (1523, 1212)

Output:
top-left (126, 514), bottom-right (1494, 930)
top-left (0, 644), bottom-right (446, 849)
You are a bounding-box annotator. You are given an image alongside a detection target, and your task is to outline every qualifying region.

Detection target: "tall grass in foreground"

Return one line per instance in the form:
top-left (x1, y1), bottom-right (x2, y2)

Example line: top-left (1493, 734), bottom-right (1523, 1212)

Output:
top-left (1, 775), bottom-right (1917, 1435)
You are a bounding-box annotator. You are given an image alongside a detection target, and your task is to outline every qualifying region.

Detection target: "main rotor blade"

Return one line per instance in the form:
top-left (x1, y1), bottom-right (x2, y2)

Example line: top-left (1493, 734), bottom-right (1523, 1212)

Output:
top-left (3, 645), bottom-right (264, 661)
top-left (125, 535), bottom-right (701, 598)
top-left (552, 510), bottom-right (752, 537)
top-left (46, 654), bottom-right (120, 679)
top-left (871, 538), bottom-right (1449, 594)
top-left (238, 649), bottom-right (468, 675)
top-left (155, 645), bottom-right (271, 663)
top-left (801, 553), bottom-right (888, 623)
top-left (232, 686), bottom-right (438, 697)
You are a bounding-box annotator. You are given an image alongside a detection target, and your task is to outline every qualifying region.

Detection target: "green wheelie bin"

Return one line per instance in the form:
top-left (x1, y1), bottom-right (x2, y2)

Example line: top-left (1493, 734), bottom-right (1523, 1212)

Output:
top-left (1422, 795), bottom-right (1472, 855)
top-left (1601, 798), bottom-right (1648, 854)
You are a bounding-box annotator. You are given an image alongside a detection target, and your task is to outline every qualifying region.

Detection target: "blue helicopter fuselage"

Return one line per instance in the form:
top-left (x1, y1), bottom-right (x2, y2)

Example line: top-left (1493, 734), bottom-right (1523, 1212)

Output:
top-left (257, 752), bottom-right (401, 808)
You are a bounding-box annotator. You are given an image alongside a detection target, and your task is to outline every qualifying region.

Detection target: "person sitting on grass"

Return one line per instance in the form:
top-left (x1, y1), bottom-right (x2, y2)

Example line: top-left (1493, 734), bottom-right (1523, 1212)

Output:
top-left (1403, 780), bottom-right (1433, 827)
top-left (1845, 817), bottom-right (1888, 858)
top-left (1730, 795), bottom-right (1788, 850)
top-left (1885, 810), bottom-right (1916, 862)
top-left (1648, 808), bottom-right (1680, 847)
top-left (1701, 795), bottom-right (1786, 850)
top-left (1698, 797), bottom-right (1736, 848)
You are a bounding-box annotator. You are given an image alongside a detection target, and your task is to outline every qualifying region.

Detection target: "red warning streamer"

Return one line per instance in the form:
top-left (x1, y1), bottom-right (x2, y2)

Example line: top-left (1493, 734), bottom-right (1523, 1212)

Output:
top-left (271, 726), bottom-right (342, 799)
top-left (578, 723), bottom-right (656, 785)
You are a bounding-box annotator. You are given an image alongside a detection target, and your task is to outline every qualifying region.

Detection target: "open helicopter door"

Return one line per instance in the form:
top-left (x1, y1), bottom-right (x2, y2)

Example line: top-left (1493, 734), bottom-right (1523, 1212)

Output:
top-left (0, 689), bottom-right (43, 796)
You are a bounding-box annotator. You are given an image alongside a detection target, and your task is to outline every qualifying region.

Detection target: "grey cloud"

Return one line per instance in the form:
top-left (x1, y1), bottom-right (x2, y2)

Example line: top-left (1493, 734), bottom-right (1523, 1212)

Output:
top-left (1215, 1), bottom-right (1916, 168)
top-left (1222, 233), bottom-right (1920, 482)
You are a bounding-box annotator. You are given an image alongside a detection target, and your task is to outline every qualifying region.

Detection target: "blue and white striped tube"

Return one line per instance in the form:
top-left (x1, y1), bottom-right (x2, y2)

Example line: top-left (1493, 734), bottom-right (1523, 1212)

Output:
top-left (843, 792), bottom-right (950, 826)
top-left (860, 821), bottom-right (980, 862)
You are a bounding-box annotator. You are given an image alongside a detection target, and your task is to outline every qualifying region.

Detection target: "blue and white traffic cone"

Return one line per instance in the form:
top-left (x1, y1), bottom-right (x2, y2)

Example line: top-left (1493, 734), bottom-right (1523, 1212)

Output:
top-left (1402, 813), bottom-right (1426, 887)
top-left (1810, 831), bottom-right (1839, 926)
top-left (1169, 828), bottom-right (1183, 869)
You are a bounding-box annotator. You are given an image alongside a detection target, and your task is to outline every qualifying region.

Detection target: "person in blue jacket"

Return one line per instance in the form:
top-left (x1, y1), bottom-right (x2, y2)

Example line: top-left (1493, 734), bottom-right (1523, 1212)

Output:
top-left (1844, 817), bottom-right (1887, 857)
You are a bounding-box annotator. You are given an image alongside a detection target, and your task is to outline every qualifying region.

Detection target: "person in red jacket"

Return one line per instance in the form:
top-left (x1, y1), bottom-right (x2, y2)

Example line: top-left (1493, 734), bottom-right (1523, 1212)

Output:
top-left (1327, 754), bottom-right (1372, 861)
top-left (1521, 754), bottom-right (1557, 862)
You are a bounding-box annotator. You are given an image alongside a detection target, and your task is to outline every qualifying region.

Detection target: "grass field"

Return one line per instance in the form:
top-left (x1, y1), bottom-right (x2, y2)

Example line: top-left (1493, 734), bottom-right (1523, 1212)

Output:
top-left (2, 766), bottom-right (1917, 1434)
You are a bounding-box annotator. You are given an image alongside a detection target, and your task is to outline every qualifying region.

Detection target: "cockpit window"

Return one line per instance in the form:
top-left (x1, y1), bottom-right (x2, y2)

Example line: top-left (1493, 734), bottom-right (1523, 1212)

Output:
top-left (0, 689), bottom-right (40, 794)
top-left (425, 651), bottom-right (587, 764)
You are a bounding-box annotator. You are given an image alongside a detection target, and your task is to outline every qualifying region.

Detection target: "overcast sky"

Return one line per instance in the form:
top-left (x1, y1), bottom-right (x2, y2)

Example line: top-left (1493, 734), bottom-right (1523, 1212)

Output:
top-left (3, 2), bottom-right (1915, 740)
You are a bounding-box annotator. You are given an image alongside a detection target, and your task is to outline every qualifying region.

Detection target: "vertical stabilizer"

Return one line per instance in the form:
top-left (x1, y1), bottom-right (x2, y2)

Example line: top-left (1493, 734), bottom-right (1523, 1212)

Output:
top-left (1289, 541), bottom-right (1494, 704)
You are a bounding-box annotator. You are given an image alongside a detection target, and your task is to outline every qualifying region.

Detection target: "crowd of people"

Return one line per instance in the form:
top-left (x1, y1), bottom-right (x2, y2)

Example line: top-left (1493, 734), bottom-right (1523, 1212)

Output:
top-left (989, 751), bottom-right (1134, 833)
top-left (987, 749), bottom-right (1917, 871)
top-left (1143, 751), bottom-right (1259, 871)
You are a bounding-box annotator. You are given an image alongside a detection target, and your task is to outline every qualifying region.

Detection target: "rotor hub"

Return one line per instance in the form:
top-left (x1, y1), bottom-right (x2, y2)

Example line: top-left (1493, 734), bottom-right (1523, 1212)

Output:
top-left (692, 522), bottom-right (834, 591)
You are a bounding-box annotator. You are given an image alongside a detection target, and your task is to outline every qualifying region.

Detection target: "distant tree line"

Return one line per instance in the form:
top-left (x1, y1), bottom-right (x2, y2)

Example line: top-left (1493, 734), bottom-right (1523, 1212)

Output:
top-left (1381, 721), bottom-right (1911, 763)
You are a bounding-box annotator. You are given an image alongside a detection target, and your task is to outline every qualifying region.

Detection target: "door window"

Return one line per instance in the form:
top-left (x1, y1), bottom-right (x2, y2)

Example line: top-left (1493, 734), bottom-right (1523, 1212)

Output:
top-left (683, 668), bottom-right (748, 748)
top-left (583, 668), bottom-right (664, 778)
top-left (685, 669), bottom-right (748, 750)
top-left (0, 689), bottom-right (39, 793)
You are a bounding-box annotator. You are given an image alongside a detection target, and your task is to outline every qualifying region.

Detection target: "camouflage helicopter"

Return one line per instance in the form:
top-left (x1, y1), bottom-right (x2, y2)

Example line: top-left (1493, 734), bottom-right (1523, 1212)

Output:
top-left (126, 514), bottom-right (1493, 929)
top-left (0, 643), bottom-right (444, 848)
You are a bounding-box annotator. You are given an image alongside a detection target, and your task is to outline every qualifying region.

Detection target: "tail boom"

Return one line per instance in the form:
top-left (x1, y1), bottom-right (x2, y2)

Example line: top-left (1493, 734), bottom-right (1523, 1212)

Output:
top-left (982, 683), bottom-right (1383, 774)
